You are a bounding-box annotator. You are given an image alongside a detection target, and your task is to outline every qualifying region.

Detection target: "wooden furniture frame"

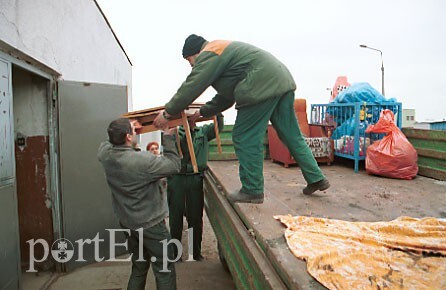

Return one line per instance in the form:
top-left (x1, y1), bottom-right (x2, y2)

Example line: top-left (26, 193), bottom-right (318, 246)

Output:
top-left (122, 104), bottom-right (222, 173)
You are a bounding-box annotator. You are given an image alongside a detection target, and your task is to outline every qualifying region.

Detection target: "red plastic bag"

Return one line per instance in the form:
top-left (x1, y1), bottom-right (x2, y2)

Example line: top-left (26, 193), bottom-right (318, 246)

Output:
top-left (365, 110), bottom-right (418, 180)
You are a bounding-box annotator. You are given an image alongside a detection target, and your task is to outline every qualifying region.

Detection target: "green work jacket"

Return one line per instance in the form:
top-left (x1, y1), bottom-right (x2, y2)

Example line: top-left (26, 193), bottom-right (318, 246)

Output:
top-left (165, 40), bottom-right (296, 117)
top-left (177, 114), bottom-right (224, 174)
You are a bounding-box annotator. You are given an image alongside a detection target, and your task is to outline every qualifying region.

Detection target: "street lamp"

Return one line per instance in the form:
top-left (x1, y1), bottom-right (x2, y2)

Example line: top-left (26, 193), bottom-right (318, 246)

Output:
top-left (360, 44), bottom-right (385, 96)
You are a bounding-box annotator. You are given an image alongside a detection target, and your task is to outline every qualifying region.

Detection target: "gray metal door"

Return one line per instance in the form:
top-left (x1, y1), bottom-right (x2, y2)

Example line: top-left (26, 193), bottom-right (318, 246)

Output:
top-left (0, 58), bottom-right (21, 289)
top-left (58, 81), bottom-right (128, 271)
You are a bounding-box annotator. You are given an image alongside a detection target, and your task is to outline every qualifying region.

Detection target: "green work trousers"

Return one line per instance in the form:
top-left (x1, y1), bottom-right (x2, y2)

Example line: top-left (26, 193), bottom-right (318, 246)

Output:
top-left (167, 174), bottom-right (204, 258)
top-left (124, 221), bottom-right (176, 290)
top-left (233, 91), bottom-right (325, 194)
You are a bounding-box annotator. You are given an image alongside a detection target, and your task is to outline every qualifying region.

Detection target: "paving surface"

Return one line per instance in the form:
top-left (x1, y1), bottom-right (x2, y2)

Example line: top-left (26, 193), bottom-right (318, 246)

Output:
top-left (22, 213), bottom-right (235, 290)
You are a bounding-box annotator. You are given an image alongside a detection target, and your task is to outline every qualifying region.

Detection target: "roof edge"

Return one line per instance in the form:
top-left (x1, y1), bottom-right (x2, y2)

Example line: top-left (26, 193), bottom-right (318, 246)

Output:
top-left (94, 0), bottom-right (133, 66)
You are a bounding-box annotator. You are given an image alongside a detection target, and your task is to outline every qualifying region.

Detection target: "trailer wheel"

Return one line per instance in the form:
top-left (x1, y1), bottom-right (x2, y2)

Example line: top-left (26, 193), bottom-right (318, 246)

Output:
top-left (217, 242), bottom-right (230, 273)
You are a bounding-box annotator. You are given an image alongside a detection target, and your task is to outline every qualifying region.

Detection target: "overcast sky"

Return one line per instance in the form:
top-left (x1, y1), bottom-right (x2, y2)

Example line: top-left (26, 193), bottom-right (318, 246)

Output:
top-left (96, 0), bottom-right (445, 123)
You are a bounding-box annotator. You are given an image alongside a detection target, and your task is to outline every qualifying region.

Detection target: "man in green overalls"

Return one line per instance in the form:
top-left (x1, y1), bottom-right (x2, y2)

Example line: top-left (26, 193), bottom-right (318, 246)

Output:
top-left (167, 113), bottom-right (224, 261)
top-left (154, 34), bottom-right (330, 204)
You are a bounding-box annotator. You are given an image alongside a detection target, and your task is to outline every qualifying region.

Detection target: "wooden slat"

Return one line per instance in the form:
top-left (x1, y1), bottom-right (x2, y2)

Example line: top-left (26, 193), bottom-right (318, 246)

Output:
top-left (122, 103), bottom-right (206, 118)
top-left (182, 112), bottom-right (198, 173)
top-left (135, 117), bottom-right (215, 135)
top-left (124, 104), bottom-right (219, 174)
top-left (121, 105), bottom-right (166, 117)
top-left (213, 116), bottom-right (222, 154)
top-left (124, 104), bottom-right (214, 135)
top-left (136, 119), bottom-right (184, 135)
top-left (137, 115), bottom-right (157, 125)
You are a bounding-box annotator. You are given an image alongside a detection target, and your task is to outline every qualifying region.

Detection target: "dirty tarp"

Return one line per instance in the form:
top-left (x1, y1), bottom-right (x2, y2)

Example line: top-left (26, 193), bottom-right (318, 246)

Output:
top-left (275, 215), bottom-right (446, 290)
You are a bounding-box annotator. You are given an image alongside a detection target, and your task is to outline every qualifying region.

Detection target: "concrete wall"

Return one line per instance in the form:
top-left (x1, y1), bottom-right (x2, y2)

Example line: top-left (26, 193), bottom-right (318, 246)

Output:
top-left (0, 0), bottom-right (133, 109)
top-left (12, 67), bottom-right (48, 136)
top-left (413, 123), bottom-right (431, 130)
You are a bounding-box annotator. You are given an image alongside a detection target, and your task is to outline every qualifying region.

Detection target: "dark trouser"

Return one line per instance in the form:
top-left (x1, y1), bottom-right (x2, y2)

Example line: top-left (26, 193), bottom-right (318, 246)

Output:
top-left (167, 174), bottom-right (204, 258)
top-left (124, 221), bottom-right (177, 290)
top-left (233, 91), bottom-right (325, 194)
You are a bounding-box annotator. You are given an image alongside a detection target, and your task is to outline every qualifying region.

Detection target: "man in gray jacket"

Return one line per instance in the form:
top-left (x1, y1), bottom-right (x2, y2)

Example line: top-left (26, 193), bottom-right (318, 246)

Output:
top-left (98, 118), bottom-right (181, 290)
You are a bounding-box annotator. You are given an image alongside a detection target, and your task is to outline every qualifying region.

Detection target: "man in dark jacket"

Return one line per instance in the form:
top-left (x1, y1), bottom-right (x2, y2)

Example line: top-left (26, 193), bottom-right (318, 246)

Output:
top-left (98, 118), bottom-right (180, 290)
top-left (167, 113), bottom-right (224, 261)
top-left (154, 35), bottom-right (329, 204)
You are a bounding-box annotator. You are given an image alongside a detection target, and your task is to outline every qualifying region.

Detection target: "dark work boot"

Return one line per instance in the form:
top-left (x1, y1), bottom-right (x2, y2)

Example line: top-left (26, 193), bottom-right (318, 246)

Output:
top-left (193, 254), bottom-right (204, 262)
top-left (228, 190), bottom-right (264, 204)
top-left (303, 178), bottom-right (330, 195)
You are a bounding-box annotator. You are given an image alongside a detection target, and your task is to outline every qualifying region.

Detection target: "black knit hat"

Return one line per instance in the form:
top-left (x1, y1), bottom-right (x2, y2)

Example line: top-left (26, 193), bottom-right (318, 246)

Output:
top-left (182, 34), bottom-right (207, 58)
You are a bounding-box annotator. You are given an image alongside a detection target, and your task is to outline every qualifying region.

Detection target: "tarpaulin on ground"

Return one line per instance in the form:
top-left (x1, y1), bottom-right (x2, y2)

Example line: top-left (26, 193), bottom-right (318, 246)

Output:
top-left (275, 215), bottom-right (446, 290)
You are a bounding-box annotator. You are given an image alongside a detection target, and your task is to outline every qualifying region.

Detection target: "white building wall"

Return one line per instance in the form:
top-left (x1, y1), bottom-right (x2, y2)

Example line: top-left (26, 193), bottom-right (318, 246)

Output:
top-left (0, 0), bottom-right (133, 109)
top-left (12, 67), bottom-right (48, 136)
top-left (402, 109), bottom-right (416, 128)
top-left (413, 122), bottom-right (431, 130)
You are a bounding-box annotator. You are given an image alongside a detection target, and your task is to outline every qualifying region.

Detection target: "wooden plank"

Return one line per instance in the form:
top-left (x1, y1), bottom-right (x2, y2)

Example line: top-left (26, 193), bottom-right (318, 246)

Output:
top-left (213, 116), bottom-right (222, 154)
top-left (415, 147), bottom-right (446, 160)
top-left (136, 119), bottom-right (184, 134)
top-left (182, 112), bottom-right (198, 173)
top-left (403, 128), bottom-right (446, 141)
top-left (122, 104), bottom-right (206, 117)
top-left (134, 116), bottom-right (214, 135)
top-left (418, 165), bottom-right (446, 181)
top-left (137, 115), bottom-right (157, 125)
top-left (122, 103), bottom-right (207, 118)
top-left (121, 105), bottom-right (166, 117)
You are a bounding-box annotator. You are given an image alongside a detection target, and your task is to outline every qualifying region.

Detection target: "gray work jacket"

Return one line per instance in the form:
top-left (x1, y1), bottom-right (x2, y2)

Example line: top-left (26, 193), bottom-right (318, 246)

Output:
top-left (98, 135), bottom-right (180, 230)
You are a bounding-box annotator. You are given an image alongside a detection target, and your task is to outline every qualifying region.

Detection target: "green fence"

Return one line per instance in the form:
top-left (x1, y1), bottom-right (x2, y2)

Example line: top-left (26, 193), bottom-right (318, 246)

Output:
top-left (403, 128), bottom-right (446, 181)
top-left (209, 125), bottom-right (269, 161)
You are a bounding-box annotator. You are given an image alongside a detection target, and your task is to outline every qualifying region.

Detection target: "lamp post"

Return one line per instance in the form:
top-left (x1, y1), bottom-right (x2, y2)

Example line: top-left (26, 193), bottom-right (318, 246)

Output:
top-left (360, 44), bottom-right (385, 96)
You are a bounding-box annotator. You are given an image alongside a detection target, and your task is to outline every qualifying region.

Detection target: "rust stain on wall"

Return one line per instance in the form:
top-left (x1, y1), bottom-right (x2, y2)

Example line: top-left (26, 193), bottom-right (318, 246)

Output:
top-left (16, 135), bottom-right (54, 270)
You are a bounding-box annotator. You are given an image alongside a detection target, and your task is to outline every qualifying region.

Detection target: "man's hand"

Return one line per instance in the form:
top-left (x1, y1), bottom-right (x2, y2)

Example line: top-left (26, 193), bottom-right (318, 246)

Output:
top-left (130, 119), bottom-right (142, 130)
top-left (163, 126), bottom-right (177, 136)
top-left (153, 110), bottom-right (170, 129)
top-left (188, 110), bottom-right (201, 127)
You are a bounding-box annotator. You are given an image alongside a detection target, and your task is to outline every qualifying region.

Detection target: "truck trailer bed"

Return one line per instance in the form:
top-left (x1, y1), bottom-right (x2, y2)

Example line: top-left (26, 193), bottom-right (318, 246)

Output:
top-left (204, 161), bottom-right (446, 290)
